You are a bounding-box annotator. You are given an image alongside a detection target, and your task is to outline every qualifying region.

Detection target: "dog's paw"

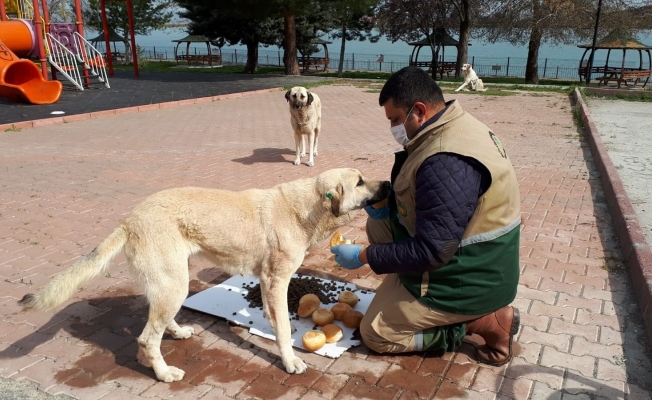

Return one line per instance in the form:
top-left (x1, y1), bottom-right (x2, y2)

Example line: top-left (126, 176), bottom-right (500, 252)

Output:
top-left (300, 151), bottom-right (306, 158)
top-left (157, 366), bottom-right (185, 382)
top-left (313, 150), bottom-right (318, 156)
top-left (293, 159), bottom-right (301, 166)
top-left (307, 160), bottom-right (314, 167)
top-left (283, 356), bottom-right (307, 374)
top-left (290, 323), bottom-right (297, 334)
top-left (171, 325), bottom-right (194, 340)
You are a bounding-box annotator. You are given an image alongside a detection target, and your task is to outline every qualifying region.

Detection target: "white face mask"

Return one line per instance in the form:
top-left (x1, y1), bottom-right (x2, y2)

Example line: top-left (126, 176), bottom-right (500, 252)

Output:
top-left (390, 105), bottom-right (415, 147)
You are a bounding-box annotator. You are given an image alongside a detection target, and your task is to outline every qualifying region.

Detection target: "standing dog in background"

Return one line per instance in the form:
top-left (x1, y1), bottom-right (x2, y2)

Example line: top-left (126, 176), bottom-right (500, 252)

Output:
top-left (455, 63), bottom-right (487, 92)
top-left (286, 86), bottom-right (321, 167)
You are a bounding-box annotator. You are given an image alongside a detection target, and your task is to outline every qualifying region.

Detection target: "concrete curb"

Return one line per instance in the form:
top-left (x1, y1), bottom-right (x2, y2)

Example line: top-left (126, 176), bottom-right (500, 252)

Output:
top-left (0, 87), bottom-right (284, 133)
top-left (574, 88), bottom-right (652, 346)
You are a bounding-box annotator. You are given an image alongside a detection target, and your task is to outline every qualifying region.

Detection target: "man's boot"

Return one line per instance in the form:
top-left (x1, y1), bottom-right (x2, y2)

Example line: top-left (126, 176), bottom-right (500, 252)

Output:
top-left (465, 306), bottom-right (520, 366)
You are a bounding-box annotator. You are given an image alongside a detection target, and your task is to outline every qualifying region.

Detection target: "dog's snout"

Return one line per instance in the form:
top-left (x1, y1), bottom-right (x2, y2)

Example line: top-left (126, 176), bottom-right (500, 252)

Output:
top-left (293, 102), bottom-right (302, 109)
top-left (364, 180), bottom-right (392, 207)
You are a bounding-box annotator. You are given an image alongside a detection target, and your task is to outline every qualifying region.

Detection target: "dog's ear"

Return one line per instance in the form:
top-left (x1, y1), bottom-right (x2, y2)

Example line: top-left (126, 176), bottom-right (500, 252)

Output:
top-left (307, 92), bottom-right (314, 106)
top-left (326, 184), bottom-right (343, 217)
top-left (285, 90), bottom-right (291, 102)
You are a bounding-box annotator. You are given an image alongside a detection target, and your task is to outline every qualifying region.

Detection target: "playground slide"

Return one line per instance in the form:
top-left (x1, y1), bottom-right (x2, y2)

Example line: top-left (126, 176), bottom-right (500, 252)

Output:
top-left (0, 19), bottom-right (62, 104)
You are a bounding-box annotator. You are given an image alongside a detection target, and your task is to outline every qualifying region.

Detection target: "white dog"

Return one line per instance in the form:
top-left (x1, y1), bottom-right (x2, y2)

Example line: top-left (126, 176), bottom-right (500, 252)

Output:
top-left (286, 86), bottom-right (321, 167)
top-left (19, 168), bottom-right (392, 382)
top-left (455, 63), bottom-right (487, 92)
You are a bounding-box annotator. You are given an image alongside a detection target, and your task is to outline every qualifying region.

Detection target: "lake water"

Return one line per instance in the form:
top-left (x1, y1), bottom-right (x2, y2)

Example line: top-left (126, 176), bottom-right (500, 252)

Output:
top-left (88, 27), bottom-right (652, 78)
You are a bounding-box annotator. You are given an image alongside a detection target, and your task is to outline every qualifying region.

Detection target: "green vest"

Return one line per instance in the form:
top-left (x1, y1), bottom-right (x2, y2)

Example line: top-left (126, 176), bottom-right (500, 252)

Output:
top-left (393, 100), bottom-right (521, 315)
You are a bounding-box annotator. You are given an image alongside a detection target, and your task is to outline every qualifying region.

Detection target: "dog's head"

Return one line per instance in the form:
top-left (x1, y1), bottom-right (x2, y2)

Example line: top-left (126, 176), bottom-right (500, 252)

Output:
top-left (461, 63), bottom-right (472, 76)
top-left (317, 168), bottom-right (391, 217)
top-left (285, 86), bottom-right (314, 110)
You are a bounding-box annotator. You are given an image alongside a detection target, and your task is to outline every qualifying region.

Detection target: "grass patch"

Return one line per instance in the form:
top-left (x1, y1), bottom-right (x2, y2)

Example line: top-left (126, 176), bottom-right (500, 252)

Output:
top-left (584, 91), bottom-right (652, 102)
top-left (572, 106), bottom-right (586, 130)
top-left (4, 125), bottom-right (21, 132)
top-left (114, 61), bottom-right (285, 75)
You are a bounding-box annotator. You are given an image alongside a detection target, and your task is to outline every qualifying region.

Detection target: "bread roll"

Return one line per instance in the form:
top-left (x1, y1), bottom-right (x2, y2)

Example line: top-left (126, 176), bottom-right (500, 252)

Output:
top-left (299, 293), bottom-right (320, 305)
top-left (297, 300), bottom-right (319, 318)
top-left (302, 330), bottom-right (326, 352)
top-left (330, 231), bottom-right (344, 247)
top-left (338, 290), bottom-right (359, 307)
top-left (342, 310), bottom-right (364, 328)
top-left (371, 199), bottom-right (388, 209)
top-left (330, 302), bottom-right (352, 320)
top-left (312, 308), bottom-right (335, 326)
top-left (321, 324), bottom-right (343, 343)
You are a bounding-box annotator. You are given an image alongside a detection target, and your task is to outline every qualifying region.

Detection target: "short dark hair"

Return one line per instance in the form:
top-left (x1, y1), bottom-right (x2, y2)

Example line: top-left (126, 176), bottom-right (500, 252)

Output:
top-left (378, 67), bottom-right (445, 110)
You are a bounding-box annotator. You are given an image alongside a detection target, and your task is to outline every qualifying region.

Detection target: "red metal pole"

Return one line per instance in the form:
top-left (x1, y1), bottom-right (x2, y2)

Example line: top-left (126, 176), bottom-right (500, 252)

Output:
top-left (41, 0), bottom-right (56, 81)
top-left (31, 0), bottom-right (49, 80)
top-left (126, 0), bottom-right (138, 77)
top-left (0, 0), bottom-right (7, 22)
top-left (74, 0), bottom-right (91, 87)
top-left (100, 0), bottom-right (114, 77)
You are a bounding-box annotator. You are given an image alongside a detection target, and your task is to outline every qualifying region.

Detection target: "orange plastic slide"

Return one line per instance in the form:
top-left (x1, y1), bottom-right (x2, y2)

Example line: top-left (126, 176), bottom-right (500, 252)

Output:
top-left (0, 20), bottom-right (62, 104)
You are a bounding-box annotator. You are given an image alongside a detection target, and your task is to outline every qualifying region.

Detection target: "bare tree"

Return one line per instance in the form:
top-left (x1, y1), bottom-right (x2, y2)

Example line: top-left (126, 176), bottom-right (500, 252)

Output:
top-left (376, 0), bottom-right (453, 79)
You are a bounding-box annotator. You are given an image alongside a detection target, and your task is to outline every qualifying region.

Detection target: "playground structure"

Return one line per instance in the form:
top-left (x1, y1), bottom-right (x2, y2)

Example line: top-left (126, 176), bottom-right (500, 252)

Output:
top-left (0, 0), bottom-right (110, 104)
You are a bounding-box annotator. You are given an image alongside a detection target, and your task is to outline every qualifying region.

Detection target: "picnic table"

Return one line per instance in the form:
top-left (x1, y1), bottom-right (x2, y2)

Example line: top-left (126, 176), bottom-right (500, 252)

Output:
top-left (596, 68), bottom-right (650, 88)
top-left (298, 56), bottom-right (329, 72)
top-left (409, 61), bottom-right (457, 79)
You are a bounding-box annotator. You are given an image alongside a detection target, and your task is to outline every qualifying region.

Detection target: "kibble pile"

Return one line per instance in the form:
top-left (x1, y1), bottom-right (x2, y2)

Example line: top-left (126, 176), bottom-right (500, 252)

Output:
top-left (243, 275), bottom-right (352, 313)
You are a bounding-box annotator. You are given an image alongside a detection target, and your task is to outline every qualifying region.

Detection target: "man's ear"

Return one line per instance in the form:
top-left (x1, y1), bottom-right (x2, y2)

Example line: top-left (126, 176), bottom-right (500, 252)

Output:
top-left (285, 90), bottom-right (291, 102)
top-left (307, 92), bottom-right (314, 106)
top-left (328, 184), bottom-right (343, 217)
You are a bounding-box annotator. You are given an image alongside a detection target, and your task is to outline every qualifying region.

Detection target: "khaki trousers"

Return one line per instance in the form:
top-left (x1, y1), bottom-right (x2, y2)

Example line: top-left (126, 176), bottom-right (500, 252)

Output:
top-left (360, 218), bottom-right (484, 353)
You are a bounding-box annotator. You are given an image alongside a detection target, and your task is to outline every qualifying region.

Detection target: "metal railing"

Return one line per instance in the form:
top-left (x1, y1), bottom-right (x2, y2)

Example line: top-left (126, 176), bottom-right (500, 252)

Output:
top-left (73, 32), bottom-right (110, 88)
top-left (46, 33), bottom-right (84, 91)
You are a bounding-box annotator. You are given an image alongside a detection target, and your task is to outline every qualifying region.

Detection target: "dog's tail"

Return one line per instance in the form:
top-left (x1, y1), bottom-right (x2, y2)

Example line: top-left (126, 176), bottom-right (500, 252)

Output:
top-left (19, 226), bottom-right (128, 311)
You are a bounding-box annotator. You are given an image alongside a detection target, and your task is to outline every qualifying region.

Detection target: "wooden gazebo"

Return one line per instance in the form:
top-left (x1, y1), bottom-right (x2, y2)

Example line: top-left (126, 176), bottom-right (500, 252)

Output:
top-left (578, 29), bottom-right (651, 88)
top-left (88, 30), bottom-right (126, 61)
top-left (298, 38), bottom-right (332, 72)
top-left (172, 35), bottom-right (222, 66)
top-left (409, 28), bottom-right (468, 79)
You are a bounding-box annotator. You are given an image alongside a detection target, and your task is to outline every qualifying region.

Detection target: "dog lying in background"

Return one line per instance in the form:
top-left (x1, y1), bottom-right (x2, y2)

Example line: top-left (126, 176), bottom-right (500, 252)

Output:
top-left (455, 63), bottom-right (487, 92)
top-left (286, 86), bottom-right (322, 167)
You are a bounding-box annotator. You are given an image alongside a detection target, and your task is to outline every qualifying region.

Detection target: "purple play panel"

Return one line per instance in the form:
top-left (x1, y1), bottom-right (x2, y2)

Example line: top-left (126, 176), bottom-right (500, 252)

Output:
top-left (49, 23), bottom-right (79, 54)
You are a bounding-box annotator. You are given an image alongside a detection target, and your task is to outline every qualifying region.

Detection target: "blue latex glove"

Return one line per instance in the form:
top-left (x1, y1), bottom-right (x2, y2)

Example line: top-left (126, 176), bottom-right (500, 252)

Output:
top-left (364, 204), bottom-right (389, 220)
top-left (331, 244), bottom-right (364, 270)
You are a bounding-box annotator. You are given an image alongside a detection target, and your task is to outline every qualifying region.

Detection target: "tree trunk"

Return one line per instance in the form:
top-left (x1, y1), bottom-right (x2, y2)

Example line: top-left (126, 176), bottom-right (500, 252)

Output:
top-left (123, 40), bottom-right (131, 64)
top-left (337, 24), bottom-right (346, 78)
top-left (429, 45), bottom-right (440, 81)
top-left (525, 25), bottom-right (542, 84)
top-left (244, 42), bottom-right (259, 74)
top-left (455, 0), bottom-right (471, 78)
top-left (282, 8), bottom-right (300, 76)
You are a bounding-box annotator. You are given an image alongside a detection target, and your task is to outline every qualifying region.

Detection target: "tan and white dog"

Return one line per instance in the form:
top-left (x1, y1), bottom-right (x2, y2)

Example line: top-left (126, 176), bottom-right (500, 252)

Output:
top-left (455, 63), bottom-right (487, 92)
top-left (19, 168), bottom-right (391, 382)
top-left (286, 86), bottom-right (321, 167)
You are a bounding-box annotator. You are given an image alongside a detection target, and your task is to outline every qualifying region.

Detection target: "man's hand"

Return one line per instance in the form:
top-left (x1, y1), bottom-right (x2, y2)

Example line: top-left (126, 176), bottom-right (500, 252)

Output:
top-left (330, 244), bottom-right (364, 270)
top-left (364, 204), bottom-right (389, 220)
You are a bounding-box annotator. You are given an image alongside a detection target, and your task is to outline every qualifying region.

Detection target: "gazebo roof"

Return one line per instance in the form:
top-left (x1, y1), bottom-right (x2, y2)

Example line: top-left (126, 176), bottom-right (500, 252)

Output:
top-left (408, 29), bottom-right (466, 47)
top-left (88, 30), bottom-right (125, 43)
top-left (172, 35), bottom-right (214, 43)
top-left (578, 29), bottom-right (651, 50)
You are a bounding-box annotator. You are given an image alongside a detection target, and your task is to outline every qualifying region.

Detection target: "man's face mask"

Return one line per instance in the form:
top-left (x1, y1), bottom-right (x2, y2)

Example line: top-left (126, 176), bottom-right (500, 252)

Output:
top-left (390, 105), bottom-right (415, 147)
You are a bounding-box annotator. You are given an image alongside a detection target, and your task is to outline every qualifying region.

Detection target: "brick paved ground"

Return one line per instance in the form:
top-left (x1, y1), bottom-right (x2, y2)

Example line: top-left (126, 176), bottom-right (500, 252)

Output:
top-left (1, 84), bottom-right (651, 399)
